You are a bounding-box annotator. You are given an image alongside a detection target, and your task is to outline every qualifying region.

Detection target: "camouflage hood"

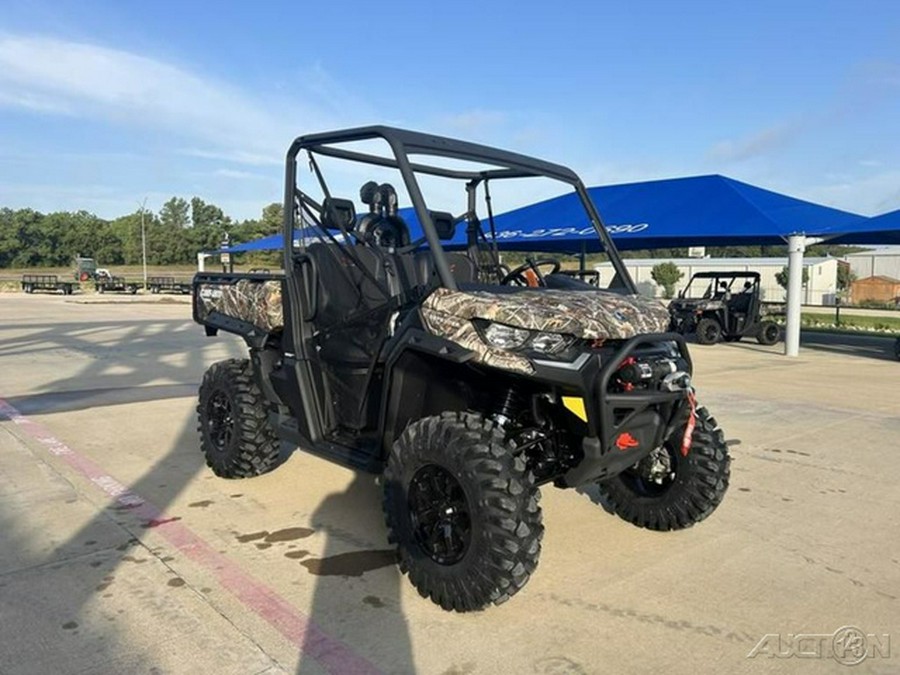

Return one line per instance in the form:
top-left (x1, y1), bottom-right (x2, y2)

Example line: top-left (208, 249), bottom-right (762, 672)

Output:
top-left (668, 297), bottom-right (725, 313)
top-left (422, 286), bottom-right (670, 341)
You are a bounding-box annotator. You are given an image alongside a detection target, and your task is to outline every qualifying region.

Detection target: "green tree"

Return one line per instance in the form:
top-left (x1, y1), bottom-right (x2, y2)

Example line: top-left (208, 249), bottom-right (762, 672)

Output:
top-left (260, 202), bottom-right (283, 233)
top-left (232, 202), bottom-right (283, 245)
top-left (160, 197), bottom-right (191, 229)
top-left (775, 266), bottom-right (809, 290)
top-left (109, 212), bottom-right (144, 265)
top-left (190, 197), bottom-right (231, 230)
top-left (836, 262), bottom-right (856, 292)
top-left (650, 261), bottom-right (684, 298)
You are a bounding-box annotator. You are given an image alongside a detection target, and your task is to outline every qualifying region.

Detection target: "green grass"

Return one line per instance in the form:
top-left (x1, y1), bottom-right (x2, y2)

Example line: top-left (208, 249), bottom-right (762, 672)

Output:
top-left (800, 312), bottom-right (900, 334)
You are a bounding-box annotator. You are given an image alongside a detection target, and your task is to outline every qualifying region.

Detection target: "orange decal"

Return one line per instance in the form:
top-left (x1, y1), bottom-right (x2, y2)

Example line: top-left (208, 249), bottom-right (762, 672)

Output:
top-left (615, 432), bottom-right (640, 451)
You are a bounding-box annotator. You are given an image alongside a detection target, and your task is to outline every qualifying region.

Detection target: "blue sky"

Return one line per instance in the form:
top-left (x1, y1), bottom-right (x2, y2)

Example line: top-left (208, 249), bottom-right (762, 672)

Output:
top-left (1, 0), bottom-right (898, 221)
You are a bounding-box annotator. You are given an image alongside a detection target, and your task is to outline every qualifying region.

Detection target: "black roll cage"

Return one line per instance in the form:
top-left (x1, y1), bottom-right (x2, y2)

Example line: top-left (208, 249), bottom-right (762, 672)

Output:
top-left (281, 125), bottom-right (636, 294)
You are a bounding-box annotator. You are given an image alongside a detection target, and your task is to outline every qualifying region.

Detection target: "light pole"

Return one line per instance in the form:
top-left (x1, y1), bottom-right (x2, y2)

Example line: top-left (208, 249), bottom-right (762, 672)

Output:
top-left (138, 198), bottom-right (148, 291)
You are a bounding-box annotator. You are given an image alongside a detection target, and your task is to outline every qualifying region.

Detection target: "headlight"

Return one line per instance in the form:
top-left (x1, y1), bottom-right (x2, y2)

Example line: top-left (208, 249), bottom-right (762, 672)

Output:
top-left (480, 322), bottom-right (531, 350)
top-left (530, 332), bottom-right (573, 355)
top-left (474, 320), bottom-right (575, 356)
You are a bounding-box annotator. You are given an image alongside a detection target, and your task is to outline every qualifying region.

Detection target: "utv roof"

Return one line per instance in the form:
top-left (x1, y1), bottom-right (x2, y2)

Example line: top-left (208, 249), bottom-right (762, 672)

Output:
top-left (288, 125), bottom-right (581, 184)
top-left (688, 271), bottom-right (761, 279)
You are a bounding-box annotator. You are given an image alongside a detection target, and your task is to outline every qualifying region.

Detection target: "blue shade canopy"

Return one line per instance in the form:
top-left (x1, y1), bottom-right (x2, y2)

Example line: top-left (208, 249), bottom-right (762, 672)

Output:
top-left (480, 175), bottom-right (867, 251)
top-left (224, 228), bottom-right (350, 252)
top-left (820, 208), bottom-right (900, 246)
top-left (216, 175), bottom-right (888, 254)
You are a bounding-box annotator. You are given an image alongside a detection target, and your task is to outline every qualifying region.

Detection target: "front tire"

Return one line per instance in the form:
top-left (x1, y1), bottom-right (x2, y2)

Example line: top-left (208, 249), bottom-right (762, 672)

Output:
top-left (197, 359), bottom-right (280, 478)
top-left (756, 321), bottom-right (781, 345)
top-left (596, 407), bottom-right (730, 531)
top-left (695, 318), bottom-right (722, 345)
top-left (383, 412), bottom-right (543, 612)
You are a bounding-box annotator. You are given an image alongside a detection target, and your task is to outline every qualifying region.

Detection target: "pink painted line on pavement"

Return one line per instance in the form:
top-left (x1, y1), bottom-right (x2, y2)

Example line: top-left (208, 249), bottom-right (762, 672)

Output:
top-left (0, 398), bottom-right (381, 675)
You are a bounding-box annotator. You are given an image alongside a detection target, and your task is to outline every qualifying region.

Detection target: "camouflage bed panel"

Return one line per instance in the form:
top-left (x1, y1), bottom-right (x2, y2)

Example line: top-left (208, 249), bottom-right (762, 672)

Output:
top-left (421, 287), bottom-right (670, 374)
top-left (196, 279), bottom-right (284, 333)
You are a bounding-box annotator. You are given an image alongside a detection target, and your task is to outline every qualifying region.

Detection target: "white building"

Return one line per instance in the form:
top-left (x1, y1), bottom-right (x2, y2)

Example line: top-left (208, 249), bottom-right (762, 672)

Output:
top-left (595, 257), bottom-right (839, 305)
top-left (844, 246), bottom-right (900, 280)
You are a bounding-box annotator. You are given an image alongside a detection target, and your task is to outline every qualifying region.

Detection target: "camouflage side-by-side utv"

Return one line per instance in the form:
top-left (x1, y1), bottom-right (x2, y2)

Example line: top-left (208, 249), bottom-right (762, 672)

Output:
top-left (192, 126), bottom-right (731, 612)
top-left (668, 271), bottom-right (781, 345)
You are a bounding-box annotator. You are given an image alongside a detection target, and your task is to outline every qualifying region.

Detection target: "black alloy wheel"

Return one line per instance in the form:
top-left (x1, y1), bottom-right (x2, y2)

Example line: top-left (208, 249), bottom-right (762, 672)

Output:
top-left (206, 390), bottom-right (235, 453)
top-left (407, 464), bottom-right (472, 565)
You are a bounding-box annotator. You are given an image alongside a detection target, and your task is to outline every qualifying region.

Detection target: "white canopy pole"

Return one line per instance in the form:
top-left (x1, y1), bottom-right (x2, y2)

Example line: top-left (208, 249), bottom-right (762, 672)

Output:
top-left (784, 234), bottom-right (805, 357)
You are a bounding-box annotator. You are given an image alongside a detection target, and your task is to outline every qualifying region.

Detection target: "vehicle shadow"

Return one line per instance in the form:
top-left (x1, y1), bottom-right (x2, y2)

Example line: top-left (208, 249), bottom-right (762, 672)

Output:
top-left (0, 314), bottom-right (252, 672)
top-left (798, 331), bottom-right (899, 362)
top-left (575, 482), bottom-right (616, 515)
top-left (1, 312), bottom-right (411, 673)
top-left (297, 473), bottom-right (413, 674)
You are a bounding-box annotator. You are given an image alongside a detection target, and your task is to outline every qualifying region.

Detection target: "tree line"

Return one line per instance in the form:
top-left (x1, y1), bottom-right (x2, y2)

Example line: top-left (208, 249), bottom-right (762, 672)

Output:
top-left (0, 197), bottom-right (283, 268)
top-left (0, 196), bottom-right (863, 270)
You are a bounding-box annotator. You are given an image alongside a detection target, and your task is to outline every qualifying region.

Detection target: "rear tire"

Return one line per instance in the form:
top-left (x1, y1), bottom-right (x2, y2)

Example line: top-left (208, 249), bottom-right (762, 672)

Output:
top-left (596, 407), bottom-right (730, 531)
top-left (383, 412), bottom-right (543, 612)
top-left (197, 359), bottom-right (280, 478)
top-left (695, 318), bottom-right (722, 345)
top-left (756, 321), bottom-right (781, 345)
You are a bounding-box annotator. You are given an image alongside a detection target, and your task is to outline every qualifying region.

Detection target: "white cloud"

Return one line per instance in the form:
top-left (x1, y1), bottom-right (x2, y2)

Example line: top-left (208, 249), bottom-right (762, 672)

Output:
top-left (440, 109), bottom-right (508, 135)
top-left (214, 168), bottom-right (267, 180)
top-left (707, 122), bottom-right (799, 163)
top-left (0, 34), bottom-right (338, 164)
top-left (799, 170), bottom-right (900, 216)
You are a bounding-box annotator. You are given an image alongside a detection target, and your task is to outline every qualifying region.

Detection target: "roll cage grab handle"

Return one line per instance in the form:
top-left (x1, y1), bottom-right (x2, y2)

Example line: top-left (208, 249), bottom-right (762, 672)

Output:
top-left (280, 125), bottom-right (637, 296)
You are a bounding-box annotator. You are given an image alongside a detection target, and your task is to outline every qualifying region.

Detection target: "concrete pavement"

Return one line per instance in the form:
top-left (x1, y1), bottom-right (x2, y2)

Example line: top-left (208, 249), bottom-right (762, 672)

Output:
top-left (0, 293), bottom-right (898, 674)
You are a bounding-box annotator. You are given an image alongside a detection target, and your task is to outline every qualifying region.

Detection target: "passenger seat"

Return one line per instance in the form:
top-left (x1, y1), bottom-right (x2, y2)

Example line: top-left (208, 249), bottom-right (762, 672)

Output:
top-left (413, 251), bottom-right (477, 285)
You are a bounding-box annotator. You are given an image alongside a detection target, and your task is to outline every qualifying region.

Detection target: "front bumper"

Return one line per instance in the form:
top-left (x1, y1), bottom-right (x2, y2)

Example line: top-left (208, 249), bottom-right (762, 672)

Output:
top-left (530, 332), bottom-right (693, 487)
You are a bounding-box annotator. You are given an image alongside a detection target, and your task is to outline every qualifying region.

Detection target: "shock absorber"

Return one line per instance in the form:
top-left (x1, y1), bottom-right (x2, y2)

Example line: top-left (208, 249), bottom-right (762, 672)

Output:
top-left (495, 386), bottom-right (525, 427)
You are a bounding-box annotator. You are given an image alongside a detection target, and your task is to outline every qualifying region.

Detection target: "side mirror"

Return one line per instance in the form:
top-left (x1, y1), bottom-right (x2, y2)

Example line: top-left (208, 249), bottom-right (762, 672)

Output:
top-left (321, 198), bottom-right (356, 231)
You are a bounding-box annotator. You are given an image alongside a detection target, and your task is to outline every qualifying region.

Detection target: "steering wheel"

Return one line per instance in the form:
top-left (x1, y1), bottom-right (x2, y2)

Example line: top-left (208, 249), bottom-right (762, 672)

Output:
top-left (500, 258), bottom-right (561, 286)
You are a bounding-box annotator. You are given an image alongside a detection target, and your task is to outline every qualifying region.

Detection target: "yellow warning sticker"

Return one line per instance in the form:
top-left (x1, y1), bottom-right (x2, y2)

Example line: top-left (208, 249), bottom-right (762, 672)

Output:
top-left (561, 396), bottom-right (588, 422)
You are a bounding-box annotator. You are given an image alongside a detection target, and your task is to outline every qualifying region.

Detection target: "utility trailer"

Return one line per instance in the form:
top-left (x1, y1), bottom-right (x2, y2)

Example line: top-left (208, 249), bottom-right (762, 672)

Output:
top-left (95, 276), bottom-right (139, 294)
top-left (147, 276), bottom-right (192, 294)
top-left (21, 274), bottom-right (76, 295)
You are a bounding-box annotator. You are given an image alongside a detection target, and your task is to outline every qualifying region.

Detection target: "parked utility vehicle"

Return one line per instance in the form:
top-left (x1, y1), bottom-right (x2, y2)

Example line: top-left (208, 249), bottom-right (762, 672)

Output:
top-left (192, 127), bottom-right (730, 611)
top-left (668, 271), bottom-right (781, 345)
